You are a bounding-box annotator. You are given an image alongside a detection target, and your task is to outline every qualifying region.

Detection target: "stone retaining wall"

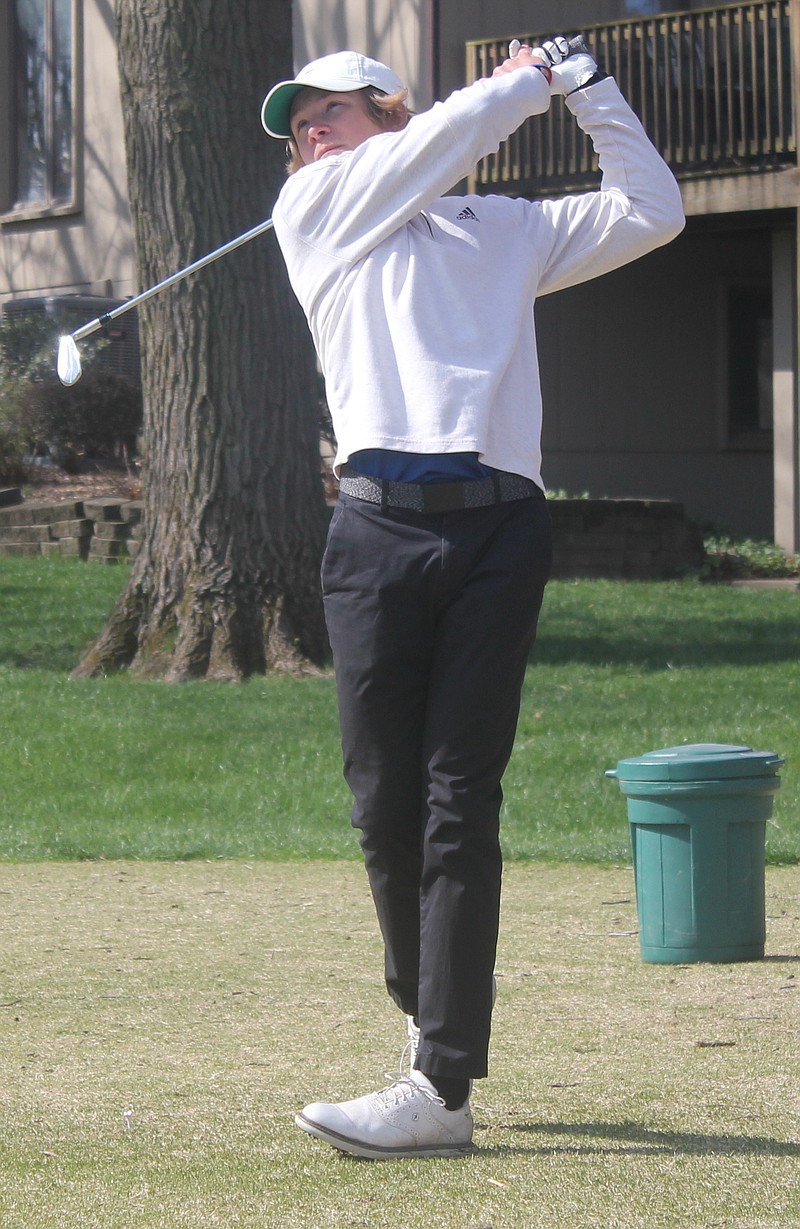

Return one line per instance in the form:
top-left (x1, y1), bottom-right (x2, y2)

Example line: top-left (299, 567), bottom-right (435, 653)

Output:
top-left (549, 498), bottom-right (705, 579)
top-left (0, 489), bottom-right (704, 577)
top-left (0, 492), bottom-right (143, 562)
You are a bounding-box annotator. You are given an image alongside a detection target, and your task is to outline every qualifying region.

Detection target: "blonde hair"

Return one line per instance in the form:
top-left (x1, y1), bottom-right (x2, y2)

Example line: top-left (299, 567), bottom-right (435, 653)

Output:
top-left (285, 86), bottom-right (411, 174)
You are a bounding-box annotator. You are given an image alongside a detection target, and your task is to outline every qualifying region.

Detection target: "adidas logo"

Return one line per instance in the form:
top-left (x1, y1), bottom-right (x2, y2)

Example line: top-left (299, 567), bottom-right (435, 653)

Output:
top-left (456, 206), bottom-right (479, 222)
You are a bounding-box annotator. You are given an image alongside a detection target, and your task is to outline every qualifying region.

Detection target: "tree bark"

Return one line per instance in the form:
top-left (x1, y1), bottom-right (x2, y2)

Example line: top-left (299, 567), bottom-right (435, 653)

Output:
top-left (75, 0), bottom-right (329, 680)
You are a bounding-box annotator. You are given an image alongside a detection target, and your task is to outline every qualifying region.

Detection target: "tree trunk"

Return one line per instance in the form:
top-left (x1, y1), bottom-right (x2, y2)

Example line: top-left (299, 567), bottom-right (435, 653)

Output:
top-left (75, 0), bottom-right (329, 681)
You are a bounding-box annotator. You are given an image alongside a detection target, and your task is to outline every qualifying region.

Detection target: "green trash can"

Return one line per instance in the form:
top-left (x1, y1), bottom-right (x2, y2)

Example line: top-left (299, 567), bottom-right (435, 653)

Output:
top-left (606, 743), bottom-right (783, 964)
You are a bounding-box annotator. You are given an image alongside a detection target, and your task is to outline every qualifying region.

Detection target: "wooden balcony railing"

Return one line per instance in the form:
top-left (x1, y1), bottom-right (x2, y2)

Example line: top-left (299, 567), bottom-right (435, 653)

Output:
top-left (467, 1), bottom-right (797, 196)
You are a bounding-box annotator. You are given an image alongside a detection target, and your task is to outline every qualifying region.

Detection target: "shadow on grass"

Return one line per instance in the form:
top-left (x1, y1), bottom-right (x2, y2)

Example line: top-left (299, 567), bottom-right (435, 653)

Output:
top-left (534, 614), bottom-right (800, 670)
top-left (0, 643), bottom-right (91, 672)
top-left (3, 572), bottom-right (799, 675)
top-left (479, 1119), bottom-right (800, 1158)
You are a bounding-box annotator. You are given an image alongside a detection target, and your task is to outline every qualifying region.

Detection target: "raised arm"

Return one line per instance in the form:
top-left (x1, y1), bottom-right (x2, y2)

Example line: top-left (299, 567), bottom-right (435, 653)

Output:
top-left (533, 75), bottom-right (685, 295)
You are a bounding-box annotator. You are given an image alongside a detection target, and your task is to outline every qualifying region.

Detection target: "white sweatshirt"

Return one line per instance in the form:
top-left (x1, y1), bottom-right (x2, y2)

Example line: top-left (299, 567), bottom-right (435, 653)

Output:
top-left (273, 70), bottom-right (684, 487)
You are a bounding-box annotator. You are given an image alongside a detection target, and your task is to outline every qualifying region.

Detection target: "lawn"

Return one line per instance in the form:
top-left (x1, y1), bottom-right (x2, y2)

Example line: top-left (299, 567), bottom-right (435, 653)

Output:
top-left (0, 860), bottom-right (797, 1228)
top-left (0, 557), bottom-right (798, 1227)
top-left (0, 557), bottom-right (798, 863)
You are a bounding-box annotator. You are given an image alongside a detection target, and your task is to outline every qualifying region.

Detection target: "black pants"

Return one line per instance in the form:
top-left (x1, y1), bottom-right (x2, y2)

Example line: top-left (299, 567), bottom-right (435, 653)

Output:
top-left (322, 487), bottom-right (552, 1080)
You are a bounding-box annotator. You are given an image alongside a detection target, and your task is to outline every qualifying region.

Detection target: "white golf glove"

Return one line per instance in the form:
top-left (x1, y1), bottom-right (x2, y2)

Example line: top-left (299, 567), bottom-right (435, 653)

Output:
top-left (532, 36), bottom-right (602, 96)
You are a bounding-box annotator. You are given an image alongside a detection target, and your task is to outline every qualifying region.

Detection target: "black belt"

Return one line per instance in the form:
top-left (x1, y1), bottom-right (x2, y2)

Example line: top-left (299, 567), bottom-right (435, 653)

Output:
top-left (338, 465), bottom-right (538, 514)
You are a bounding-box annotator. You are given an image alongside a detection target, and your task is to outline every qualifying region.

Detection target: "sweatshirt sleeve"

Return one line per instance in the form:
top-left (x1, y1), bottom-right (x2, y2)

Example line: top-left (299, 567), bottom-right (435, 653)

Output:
top-left (274, 68), bottom-right (552, 265)
top-left (532, 78), bottom-right (685, 295)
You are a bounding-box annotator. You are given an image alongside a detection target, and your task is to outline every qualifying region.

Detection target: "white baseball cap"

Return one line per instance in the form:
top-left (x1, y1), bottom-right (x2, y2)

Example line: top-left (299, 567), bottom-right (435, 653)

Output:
top-left (261, 51), bottom-right (405, 138)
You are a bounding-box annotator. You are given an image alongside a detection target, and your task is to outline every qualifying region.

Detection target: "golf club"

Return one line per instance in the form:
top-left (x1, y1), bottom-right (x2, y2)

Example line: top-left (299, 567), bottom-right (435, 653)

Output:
top-left (56, 215), bottom-right (275, 385)
top-left (56, 35), bottom-right (589, 386)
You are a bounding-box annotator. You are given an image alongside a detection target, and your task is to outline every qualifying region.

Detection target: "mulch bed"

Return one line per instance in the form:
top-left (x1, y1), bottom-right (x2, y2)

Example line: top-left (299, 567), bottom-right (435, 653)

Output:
top-left (16, 462), bottom-right (140, 505)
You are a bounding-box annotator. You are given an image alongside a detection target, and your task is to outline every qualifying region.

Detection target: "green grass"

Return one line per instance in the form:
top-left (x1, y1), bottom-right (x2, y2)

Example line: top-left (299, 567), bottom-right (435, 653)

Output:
top-left (1, 563), bottom-right (799, 1226)
top-left (0, 557), bottom-right (798, 863)
top-left (0, 860), bottom-right (798, 1228)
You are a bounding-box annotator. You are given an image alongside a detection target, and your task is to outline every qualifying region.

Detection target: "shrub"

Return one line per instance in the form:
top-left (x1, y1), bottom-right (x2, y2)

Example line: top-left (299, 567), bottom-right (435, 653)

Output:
top-left (545, 488), bottom-right (592, 500)
top-left (0, 423), bottom-right (27, 485)
top-left (0, 315), bottom-right (48, 483)
top-left (0, 311), bottom-right (142, 471)
top-left (702, 533), bottom-right (800, 579)
top-left (0, 310), bottom-right (57, 377)
top-left (16, 371), bottom-right (142, 467)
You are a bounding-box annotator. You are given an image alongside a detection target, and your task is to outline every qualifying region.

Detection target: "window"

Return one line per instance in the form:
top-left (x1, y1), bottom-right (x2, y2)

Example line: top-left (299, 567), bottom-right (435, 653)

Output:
top-left (727, 283), bottom-right (773, 443)
top-left (3, 0), bottom-right (77, 217)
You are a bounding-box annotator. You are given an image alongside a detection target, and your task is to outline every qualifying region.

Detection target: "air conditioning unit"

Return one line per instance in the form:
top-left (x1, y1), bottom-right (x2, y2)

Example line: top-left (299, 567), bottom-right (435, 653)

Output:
top-left (2, 295), bottom-right (141, 386)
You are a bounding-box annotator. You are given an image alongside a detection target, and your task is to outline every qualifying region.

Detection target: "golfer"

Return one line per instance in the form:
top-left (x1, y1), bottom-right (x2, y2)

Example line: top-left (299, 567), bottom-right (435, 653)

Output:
top-left (261, 36), bottom-right (684, 1159)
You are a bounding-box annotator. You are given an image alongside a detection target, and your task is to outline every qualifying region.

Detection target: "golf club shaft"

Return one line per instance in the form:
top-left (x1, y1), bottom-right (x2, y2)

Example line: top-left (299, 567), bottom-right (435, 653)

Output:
top-left (71, 216), bottom-right (275, 342)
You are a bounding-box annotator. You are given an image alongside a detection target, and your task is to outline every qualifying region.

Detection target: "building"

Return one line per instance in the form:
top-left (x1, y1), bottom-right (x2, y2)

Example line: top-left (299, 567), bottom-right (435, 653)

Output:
top-left (1, 0), bottom-right (798, 548)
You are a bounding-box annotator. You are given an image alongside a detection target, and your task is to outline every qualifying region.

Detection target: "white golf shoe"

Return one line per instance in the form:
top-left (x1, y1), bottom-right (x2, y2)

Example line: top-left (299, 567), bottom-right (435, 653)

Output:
top-left (295, 1069), bottom-right (474, 1159)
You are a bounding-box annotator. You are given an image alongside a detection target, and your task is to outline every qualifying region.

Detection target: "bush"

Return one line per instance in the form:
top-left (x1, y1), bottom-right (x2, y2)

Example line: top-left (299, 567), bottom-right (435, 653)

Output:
top-left (702, 532), bottom-right (800, 579)
top-left (16, 371), bottom-right (142, 467)
top-left (0, 423), bottom-right (28, 485)
top-left (0, 312), bottom-right (142, 473)
top-left (0, 374), bottom-right (28, 484)
top-left (0, 310), bottom-right (57, 377)
top-left (0, 316), bottom-right (48, 483)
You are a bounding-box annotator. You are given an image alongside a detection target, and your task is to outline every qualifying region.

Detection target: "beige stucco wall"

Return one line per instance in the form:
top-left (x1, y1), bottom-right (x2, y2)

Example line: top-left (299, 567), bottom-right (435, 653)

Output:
top-left (0, 0), bottom-right (136, 306)
top-left (293, 0), bottom-right (432, 110)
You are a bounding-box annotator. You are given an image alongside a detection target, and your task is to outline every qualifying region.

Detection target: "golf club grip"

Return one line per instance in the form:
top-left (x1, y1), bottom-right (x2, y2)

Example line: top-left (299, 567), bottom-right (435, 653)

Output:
top-left (567, 35), bottom-right (590, 56)
top-left (508, 34), bottom-right (590, 61)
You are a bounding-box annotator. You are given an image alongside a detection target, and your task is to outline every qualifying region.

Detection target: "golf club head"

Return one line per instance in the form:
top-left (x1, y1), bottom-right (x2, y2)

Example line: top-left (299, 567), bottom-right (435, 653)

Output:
top-left (57, 334), bottom-right (82, 386)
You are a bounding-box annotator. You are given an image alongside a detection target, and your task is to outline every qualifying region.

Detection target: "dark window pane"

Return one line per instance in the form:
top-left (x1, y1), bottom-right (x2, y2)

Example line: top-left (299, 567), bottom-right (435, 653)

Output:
top-left (12, 0), bottom-right (73, 208)
top-left (728, 284), bottom-right (773, 437)
top-left (53, 0), bottom-right (73, 201)
top-left (14, 0), bottom-right (47, 204)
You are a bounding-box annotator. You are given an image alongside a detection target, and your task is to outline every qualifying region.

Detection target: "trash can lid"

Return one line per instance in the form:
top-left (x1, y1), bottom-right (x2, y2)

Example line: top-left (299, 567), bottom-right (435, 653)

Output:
top-left (609, 743), bottom-right (783, 781)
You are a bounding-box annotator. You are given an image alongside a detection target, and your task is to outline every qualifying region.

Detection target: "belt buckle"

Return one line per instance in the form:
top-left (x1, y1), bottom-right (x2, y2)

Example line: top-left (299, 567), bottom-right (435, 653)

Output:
top-left (421, 481), bottom-right (465, 514)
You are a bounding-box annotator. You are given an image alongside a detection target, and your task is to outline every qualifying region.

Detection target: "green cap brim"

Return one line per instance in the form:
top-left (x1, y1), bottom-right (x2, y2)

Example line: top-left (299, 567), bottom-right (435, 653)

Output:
top-left (261, 82), bottom-right (307, 139)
